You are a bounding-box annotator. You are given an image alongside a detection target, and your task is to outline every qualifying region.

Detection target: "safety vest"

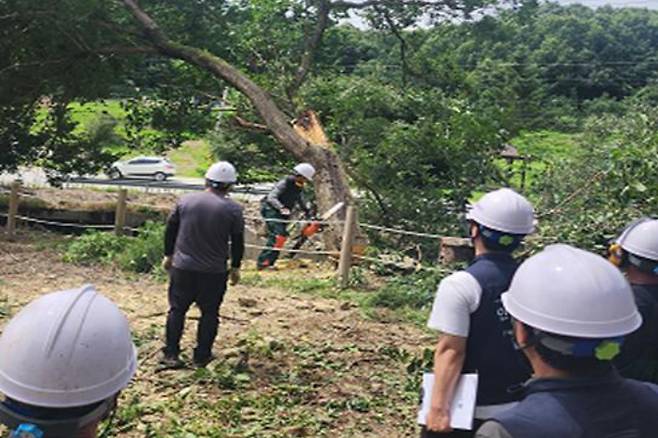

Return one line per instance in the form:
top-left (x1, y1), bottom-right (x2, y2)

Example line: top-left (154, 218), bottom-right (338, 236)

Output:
top-left (616, 283), bottom-right (658, 383)
top-left (490, 369), bottom-right (658, 437)
top-left (463, 252), bottom-right (531, 405)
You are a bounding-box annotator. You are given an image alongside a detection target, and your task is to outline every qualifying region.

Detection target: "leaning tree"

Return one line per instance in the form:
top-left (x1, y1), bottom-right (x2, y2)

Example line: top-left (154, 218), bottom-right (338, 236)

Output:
top-left (1, 0), bottom-right (504, 246)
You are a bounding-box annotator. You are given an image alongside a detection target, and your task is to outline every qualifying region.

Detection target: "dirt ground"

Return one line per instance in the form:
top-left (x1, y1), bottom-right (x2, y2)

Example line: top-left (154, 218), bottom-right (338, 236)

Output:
top-left (0, 231), bottom-right (434, 437)
top-left (2, 184), bottom-right (264, 219)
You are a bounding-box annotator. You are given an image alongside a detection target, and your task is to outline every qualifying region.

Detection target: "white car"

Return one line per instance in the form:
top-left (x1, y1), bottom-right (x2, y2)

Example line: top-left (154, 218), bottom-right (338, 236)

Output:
top-left (109, 156), bottom-right (176, 181)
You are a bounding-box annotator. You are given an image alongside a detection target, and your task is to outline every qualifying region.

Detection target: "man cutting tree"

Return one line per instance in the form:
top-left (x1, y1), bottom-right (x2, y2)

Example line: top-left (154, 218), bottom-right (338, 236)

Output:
top-left (257, 162), bottom-right (315, 269)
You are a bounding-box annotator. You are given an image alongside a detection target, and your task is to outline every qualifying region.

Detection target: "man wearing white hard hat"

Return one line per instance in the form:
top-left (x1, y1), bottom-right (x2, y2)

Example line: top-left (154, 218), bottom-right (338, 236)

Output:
top-left (475, 244), bottom-right (658, 438)
top-left (608, 218), bottom-right (658, 382)
top-left (256, 162), bottom-right (315, 270)
top-left (423, 188), bottom-right (535, 437)
top-left (161, 161), bottom-right (245, 368)
top-left (0, 285), bottom-right (137, 438)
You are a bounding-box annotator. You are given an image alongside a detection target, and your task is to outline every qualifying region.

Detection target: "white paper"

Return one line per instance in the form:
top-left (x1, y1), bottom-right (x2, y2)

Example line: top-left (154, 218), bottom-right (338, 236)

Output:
top-left (417, 373), bottom-right (478, 430)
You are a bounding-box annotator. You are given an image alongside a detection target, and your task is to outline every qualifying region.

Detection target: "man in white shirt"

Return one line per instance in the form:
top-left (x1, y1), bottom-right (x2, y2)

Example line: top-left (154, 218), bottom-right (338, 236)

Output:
top-left (422, 188), bottom-right (535, 437)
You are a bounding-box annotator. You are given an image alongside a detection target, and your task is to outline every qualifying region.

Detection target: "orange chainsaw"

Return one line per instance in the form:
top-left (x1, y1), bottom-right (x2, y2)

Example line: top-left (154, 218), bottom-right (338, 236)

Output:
top-left (287, 202), bottom-right (345, 258)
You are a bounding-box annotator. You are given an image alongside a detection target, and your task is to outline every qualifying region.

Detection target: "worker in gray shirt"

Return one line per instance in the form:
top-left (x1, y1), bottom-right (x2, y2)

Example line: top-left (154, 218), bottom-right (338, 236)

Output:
top-left (161, 161), bottom-right (244, 368)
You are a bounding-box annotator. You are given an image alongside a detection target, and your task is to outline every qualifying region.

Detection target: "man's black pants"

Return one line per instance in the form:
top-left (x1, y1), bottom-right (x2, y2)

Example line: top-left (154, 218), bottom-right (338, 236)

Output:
top-left (164, 267), bottom-right (228, 361)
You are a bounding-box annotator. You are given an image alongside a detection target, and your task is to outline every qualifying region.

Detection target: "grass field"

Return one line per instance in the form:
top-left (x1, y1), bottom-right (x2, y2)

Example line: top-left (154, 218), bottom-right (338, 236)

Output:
top-left (44, 100), bottom-right (213, 178)
top-left (498, 130), bottom-right (582, 194)
top-left (167, 140), bottom-right (213, 178)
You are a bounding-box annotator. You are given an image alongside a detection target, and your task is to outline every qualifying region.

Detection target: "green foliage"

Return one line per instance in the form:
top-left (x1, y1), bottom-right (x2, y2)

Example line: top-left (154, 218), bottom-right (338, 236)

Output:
top-left (207, 130), bottom-right (290, 183)
top-left (64, 222), bottom-right (165, 274)
top-left (116, 222), bottom-right (165, 273)
top-left (303, 76), bottom-right (503, 254)
top-left (167, 140), bottom-right (214, 178)
top-left (530, 102), bottom-right (658, 253)
top-left (367, 270), bottom-right (444, 310)
top-left (63, 231), bottom-right (130, 265)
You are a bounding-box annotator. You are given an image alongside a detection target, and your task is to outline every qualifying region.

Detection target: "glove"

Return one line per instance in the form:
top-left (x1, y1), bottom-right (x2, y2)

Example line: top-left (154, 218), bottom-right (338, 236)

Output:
top-left (161, 256), bottom-right (173, 271)
top-left (280, 208), bottom-right (291, 217)
top-left (229, 268), bottom-right (241, 285)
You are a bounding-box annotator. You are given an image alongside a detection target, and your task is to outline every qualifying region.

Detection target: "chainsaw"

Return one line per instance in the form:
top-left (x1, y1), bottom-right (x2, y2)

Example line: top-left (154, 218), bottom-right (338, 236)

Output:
top-left (286, 202), bottom-right (345, 258)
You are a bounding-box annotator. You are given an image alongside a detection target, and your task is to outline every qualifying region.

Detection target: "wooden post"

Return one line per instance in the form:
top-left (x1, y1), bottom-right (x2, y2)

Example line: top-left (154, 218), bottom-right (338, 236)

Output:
top-left (6, 181), bottom-right (20, 238)
top-left (115, 189), bottom-right (128, 236)
top-left (338, 205), bottom-right (356, 289)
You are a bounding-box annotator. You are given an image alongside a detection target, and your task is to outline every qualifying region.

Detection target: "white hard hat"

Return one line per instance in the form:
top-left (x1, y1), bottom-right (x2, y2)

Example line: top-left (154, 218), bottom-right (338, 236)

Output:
top-left (205, 161), bottom-right (237, 184)
top-left (502, 244), bottom-right (641, 338)
top-left (617, 218), bottom-right (658, 261)
top-left (293, 163), bottom-right (315, 181)
top-left (0, 285), bottom-right (137, 408)
top-left (466, 188), bottom-right (535, 234)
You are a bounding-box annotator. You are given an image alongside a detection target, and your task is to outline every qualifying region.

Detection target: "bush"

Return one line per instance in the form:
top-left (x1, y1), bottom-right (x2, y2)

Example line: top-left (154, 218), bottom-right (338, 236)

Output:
top-left (116, 222), bottom-right (165, 273)
top-left (529, 103), bottom-right (658, 253)
top-left (64, 222), bottom-right (165, 274)
top-left (63, 231), bottom-right (129, 265)
top-left (368, 270), bottom-right (446, 310)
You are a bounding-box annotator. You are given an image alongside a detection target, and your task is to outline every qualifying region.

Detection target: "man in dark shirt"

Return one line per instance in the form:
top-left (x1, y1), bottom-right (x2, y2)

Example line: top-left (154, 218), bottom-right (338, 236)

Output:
top-left (161, 161), bottom-right (245, 368)
top-left (256, 162), bottom-right (315, 270)
top-left (609, 218), bottom-right (658, 382)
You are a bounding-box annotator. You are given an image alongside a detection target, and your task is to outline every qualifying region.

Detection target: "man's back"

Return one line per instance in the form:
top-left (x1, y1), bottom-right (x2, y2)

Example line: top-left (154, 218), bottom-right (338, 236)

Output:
top-left (464, 253), bottom-right (528, 405)
top-left (479, 371), bottom-right (658, 438)
top-left (170, 191), bottom-right (244, 273)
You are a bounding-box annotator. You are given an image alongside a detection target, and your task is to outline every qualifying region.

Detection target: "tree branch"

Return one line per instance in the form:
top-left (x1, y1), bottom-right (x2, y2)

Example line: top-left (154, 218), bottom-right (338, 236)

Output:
top-left (94, 46), bottom-right (157, 55)
top-left (331, 0), bottom-right (443, 9)
top-left (232, 116), bottom-right (271, 133)
top-left (122, 0), bottom-right (168, 45)
top-left (121, 0), bottom-right (312, 159)
top-left (378, 7), bottom-right (408, 86)
top-left (287, 0), bottom-right (332, 99)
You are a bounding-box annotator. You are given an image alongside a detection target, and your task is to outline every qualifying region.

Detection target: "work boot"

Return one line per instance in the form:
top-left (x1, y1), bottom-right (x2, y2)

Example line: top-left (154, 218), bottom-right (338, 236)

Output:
top-left (158, 352), bottom-right (185, 370)
top-left (193, 353), bottom-right (216, 368)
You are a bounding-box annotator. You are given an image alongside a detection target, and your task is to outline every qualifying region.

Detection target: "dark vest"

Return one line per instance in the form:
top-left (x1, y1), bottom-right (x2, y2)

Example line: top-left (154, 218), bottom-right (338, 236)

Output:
top-left (463, 253), bottom-right (530, 405)
top-left (491, 370), bottom-right (658, 438)
top-left (616, 283), bottom-right (658, 383)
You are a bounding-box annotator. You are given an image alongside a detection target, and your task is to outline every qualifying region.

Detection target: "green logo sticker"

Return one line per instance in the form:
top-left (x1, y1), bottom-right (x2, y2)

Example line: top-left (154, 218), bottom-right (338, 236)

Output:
top-left (499, 235), bottom-right (514, 246)
top-left (595, 341), bottom-right (621, 361)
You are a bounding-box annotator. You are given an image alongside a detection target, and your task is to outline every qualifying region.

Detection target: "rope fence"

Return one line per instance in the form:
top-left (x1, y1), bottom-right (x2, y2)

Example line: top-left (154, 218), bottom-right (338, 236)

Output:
top-left (0, 213), bottom-right (115, 230)
top-left (243, 215), bottom-right (345, 226)
top-left (359, 223), bottom-right (443, 239)
top-left (1, 181), bottom-right (463, 286)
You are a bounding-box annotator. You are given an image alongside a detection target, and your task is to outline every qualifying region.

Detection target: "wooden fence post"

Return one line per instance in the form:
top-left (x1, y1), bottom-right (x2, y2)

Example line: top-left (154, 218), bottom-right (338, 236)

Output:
top-left (338, 205), bottom-right (356, 289)
top-left (6, 181), bottom-right (20, 238)
top-left (115, 189), bottom-right (127, 236)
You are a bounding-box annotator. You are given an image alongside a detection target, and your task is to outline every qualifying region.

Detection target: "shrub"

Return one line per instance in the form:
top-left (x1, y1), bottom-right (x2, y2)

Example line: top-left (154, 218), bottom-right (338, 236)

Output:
top-left (367, 270), bottom-right (446, 310)
top-left (116, 222), bottom-right (165, 273)
top-left (63, 231), bottom-right (129, 265)
top-left (64, 222), bottom-right (165, 274)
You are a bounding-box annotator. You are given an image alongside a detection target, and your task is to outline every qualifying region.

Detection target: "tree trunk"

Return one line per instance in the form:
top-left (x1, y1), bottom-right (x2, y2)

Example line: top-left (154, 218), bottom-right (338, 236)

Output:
top-left (122, 0), bottom-right (353, 250)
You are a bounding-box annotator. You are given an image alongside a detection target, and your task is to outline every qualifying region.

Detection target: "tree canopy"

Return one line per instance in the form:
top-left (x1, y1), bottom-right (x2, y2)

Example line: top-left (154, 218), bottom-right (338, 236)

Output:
top-left (2, 0), bottom-right (657, 250)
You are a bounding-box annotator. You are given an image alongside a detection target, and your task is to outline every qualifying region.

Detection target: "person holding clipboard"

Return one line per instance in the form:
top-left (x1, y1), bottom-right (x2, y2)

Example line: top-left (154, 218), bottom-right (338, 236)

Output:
top-left (421, 188), bottom-right (535, 437)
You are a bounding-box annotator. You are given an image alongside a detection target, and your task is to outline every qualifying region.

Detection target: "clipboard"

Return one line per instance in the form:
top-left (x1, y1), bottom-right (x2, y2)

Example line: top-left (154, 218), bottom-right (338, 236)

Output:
top-left (417, 373), bottom-right (478, 430)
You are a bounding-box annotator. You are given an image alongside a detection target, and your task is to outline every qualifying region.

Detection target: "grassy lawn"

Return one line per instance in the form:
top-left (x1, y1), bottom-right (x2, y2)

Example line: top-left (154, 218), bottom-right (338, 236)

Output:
top-left (167, 140), bottom-right (213, 178)
top-left (496, 130), bottom-right (582, 193)
top-left (36, 99), bottom-right (214, 177)
top-left (68, 100), bottom-right (126, 126)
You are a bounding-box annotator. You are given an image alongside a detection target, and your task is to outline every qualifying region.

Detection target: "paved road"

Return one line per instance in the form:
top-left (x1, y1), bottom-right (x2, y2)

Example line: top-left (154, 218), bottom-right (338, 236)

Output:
top-left (0, 167), bottom-right (272, 198)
